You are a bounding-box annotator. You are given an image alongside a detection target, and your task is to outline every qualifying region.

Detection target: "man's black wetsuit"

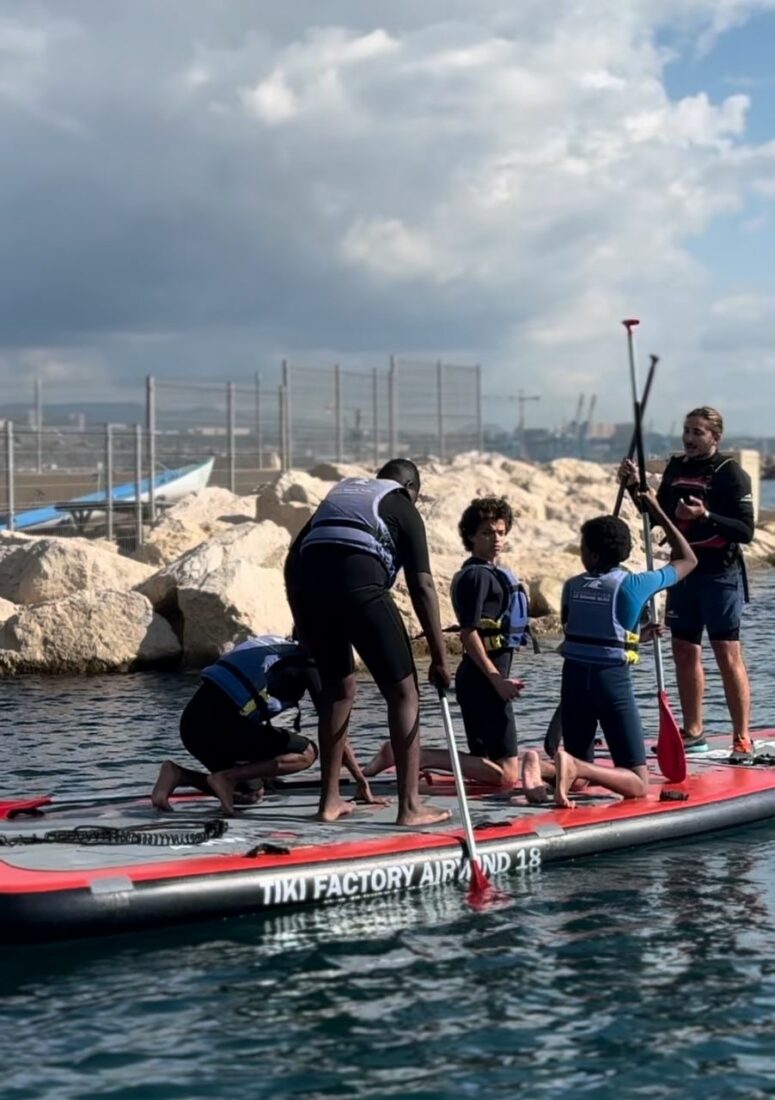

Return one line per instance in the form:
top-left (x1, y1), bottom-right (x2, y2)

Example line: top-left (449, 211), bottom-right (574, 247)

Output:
top-left (657, 453), bottom-right (754, 642)
top-left (285, 488), bottom-right (431, 688)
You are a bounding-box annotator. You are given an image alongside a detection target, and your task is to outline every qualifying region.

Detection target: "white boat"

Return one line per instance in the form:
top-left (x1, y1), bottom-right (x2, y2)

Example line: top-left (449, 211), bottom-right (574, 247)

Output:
top-left (1, 457), bottom-right (215, 533)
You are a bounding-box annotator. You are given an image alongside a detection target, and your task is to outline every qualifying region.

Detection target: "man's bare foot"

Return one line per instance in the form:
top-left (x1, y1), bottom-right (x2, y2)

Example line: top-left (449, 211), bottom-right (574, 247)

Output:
top-left (316, 797), bottom-right (358, 822)
top-left (151, 760), bottom-right (183, 811)
top-left (207, 772), bottom-right (238, 815)
top-left (363, 740), bottom-right (395, 777)
top-left (554, 749), bottom-right (578, 809)
top-left (397, 804), bottom-right (452, 827)
top-left (521, 749), bottom-right (550, 804)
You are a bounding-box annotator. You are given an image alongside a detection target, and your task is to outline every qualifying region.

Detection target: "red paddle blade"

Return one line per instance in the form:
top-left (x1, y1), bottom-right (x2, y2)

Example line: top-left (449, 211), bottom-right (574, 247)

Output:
top-left (0, 796), bottom-right (51, 820)
top-left (465, 860), bottom-right (511, 910)
top-left (656, 691), bottom-right (687, 783)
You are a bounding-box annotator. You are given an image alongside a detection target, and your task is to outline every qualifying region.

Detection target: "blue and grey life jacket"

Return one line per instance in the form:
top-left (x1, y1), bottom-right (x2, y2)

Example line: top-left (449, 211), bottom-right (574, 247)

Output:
top-left (562, 568), bottom-right (639, 666)
top-left (300, 478), bottom-right (403, 586)
top-left (201, 635), bottom-right (299, 722)
top-left (450, 559), bottom-right (530, 652)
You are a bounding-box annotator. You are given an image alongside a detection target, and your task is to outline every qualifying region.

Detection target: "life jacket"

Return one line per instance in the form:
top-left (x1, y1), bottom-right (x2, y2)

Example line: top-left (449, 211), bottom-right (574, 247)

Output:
top-left (662, 454), bottom-right (736, 552)
top-left (450, 559), bottom-right (530, 652)
top-left (300, 478), bottom-right (403, 585)
top-left (562, 568), bottom-right (639, 666)
top-left (201, 635), bottom-right (299, 722)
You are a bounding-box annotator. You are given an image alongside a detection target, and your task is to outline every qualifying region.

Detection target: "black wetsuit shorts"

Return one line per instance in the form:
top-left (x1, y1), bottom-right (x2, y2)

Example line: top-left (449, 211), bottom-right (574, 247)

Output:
top-left (180, 681), bottom-right (312, 773)
top-left (290, 546), bottom-right (415, 689)
top-left (455, 650), bottom-right (518, 761)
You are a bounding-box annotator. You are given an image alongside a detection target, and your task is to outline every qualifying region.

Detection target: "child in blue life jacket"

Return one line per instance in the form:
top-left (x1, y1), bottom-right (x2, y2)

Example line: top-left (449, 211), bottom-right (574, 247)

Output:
top-left (521, 488), bottom-right (696, 807)
top-left (365, 496), bottom-right (532, 789)
top-left (151, 635), bottom-right (378, 814)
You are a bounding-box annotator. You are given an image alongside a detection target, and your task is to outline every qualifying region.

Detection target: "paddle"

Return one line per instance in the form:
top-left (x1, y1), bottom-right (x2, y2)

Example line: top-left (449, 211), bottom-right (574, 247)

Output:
top-left (623, 320), bottom-right (686, 784)
top-left (437, 687), bottom-right (501, 903)
top-left (543, 351), bottom-right (660, 758)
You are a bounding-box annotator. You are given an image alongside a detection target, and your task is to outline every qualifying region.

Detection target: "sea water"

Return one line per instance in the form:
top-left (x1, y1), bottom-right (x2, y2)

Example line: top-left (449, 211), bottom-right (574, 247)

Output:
top-left (1, 558), bottom-right (774, 1098)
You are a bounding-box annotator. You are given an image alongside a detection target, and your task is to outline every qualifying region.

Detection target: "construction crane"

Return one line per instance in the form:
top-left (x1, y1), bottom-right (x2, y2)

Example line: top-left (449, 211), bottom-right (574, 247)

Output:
top-left (516, 390), bottom-right (541, 459)
top-left (579, 394), bottom-right (597, 457)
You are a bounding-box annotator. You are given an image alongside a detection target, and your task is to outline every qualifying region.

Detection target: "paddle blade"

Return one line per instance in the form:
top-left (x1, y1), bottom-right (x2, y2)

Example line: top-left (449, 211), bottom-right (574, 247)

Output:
top-left (656, 691), bottom-right (687, 783)
top-left (465, 860), bottom-right (511, 910)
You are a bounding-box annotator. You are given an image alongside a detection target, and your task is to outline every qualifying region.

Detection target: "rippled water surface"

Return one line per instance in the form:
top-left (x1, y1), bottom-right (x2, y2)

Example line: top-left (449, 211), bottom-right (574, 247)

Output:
top-left (1, 567), bottom-right (774, 1098)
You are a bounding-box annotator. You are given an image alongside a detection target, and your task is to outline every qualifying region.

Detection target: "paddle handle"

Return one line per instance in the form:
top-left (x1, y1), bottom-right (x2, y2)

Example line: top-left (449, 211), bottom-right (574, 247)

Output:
top-left (437, 688), bottom-right (482, 868)
top-left (626, 328), bottom-right (667, 692)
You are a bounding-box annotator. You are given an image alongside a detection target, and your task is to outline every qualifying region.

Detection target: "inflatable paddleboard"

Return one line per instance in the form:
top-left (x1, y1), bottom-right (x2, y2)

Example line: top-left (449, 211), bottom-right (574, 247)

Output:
top-left (2, 733), bottom-right (775, 944)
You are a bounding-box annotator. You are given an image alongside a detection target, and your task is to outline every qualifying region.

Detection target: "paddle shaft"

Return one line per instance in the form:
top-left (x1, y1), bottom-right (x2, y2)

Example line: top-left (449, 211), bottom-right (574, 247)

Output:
top-left (624, 324), bottom-right (666, 693)
top-left (613, 354), bottom-right (658, 516)
top-left (437, 688), bottom-right (484, 870)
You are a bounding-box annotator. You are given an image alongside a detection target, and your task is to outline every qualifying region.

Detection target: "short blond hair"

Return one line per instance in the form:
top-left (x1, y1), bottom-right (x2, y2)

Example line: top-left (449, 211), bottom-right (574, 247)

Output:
top-left (685, 406), bottom-right (723, 439)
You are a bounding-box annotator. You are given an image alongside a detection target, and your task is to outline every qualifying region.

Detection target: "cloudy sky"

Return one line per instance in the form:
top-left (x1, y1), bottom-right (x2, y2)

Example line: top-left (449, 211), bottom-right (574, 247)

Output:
top-left (2, 1), bottom-right (775, 433)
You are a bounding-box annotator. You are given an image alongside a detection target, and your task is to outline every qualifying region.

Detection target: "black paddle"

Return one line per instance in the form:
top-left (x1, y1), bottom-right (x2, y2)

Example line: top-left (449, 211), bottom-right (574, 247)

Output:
top-left (542, 351), bottom-right (659, 759)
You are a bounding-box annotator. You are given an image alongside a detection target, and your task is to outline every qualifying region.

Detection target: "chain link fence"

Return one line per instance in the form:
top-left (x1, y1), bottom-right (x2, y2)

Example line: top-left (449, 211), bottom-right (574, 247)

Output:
top-left (1, 359), bottom-right (482, 547)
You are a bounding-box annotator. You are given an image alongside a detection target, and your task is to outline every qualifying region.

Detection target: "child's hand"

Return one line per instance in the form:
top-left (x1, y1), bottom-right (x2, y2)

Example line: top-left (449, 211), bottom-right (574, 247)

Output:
top-left (639, 623), bottom-right (665, 644)
top-left (492, 676), bottom-right (525, 701)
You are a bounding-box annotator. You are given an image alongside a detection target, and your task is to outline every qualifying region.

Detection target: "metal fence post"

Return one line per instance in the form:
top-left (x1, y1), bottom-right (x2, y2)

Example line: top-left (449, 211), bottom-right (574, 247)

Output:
top-left (227, 381), bottom-right (236, 493)
top-left (105, 423), bottom-right (114, 542)
top-left (436, 359), bottom-right (445, 462)
top-left (134, 424), bottom-right (144, 547)
top-left (372, 366), bottom-right (379, 468)
top-left (146, 375), bottom-right (156, 522)
top-left (475, 363), bottom-right (483, 453)
top-left (388, 356), bottom-right (397, 456)
top-left (278, 384), bottom-right (287, 471)
top-left (255, 372), bottom-right (263, 470)
top-left (35, 378), bottom-right (43, 475)
top-left (334, 364), bottom-right (343, 463)
top-left (5, 421), bottom-right (14, 532)
top-left (282, 360), bottom-right (292, 469)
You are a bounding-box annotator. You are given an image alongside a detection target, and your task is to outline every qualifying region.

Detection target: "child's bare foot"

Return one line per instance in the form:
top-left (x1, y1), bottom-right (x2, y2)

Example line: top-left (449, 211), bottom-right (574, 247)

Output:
top-left (207, 772), bottom-right (238, 815)
top-left (151, 760), bottom-right (183, 811)
top-left (521, 749), bottom-right (550, 804)
top-left (316, 797), bottom-right (358, 822)
top-left (397, 804), bottom-right (452, 827)
top-left (554, 750), bottom-right (578, 809)
top-left (363, 740), bottom-right (395, 777)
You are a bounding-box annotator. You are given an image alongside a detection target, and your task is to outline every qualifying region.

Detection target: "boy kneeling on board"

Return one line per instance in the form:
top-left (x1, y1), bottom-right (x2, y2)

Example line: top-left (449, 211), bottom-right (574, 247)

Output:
top-left (522, 488), bottom-right (697, 807)
top-left (365, 496), bottom-right (530, 789)
top-left (151, 635), bottom-right (377, 814)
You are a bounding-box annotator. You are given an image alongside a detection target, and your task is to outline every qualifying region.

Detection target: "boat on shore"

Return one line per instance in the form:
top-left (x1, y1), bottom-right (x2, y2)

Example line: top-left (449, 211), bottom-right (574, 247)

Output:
top-left (0, 457), bottom-right (215, 533)
top-left (2, 731), bottom-right (774, 944)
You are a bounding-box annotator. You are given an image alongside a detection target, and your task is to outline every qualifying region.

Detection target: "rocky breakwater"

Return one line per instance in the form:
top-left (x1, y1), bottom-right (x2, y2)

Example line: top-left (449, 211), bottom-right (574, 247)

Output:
top-left (1, 455), bottom-right (774, 675)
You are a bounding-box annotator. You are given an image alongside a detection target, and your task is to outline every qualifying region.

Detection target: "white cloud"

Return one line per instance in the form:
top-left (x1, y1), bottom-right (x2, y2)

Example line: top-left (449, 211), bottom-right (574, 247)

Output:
top-left (2, 1), bottom-right (775, 432)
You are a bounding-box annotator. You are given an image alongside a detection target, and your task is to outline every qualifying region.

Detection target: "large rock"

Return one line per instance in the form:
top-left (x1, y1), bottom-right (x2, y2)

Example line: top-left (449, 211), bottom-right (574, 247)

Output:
top-left (0, 596), bottom-right (17, 623)
top-left (136, 522), bottom-right (293, 664)
top-left (0, 535), bottom-right (154, 606)
top-left (254, 471), bottom-right (333, 536)
top-left (0, 590), bottom-right (181, 674)
top-left (132, 487), bottom-right (258, 567)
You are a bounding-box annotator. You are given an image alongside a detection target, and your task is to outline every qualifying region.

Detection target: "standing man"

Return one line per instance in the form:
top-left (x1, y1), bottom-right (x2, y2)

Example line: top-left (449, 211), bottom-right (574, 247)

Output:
top-left (285, 459), bottom-right (452, 826)
top-left (620, 406), bottom-right (755, 759)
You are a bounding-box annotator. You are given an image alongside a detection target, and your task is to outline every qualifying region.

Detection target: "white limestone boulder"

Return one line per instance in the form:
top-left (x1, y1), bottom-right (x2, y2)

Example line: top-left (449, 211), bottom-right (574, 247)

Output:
top-left (254, 471), bottom-right (332, 536)
top-left (132, 487), bottom-right (258, 567)
top-left (0, 535), bottom-right (154, 606)
top-left (0, 590), bottom-right (181, 674)
top-left (136, 521), bottom-right (292, 664)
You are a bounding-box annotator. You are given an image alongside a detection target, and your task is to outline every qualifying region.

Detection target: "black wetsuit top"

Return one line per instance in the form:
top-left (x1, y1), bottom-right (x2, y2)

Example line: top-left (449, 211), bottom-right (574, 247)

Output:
top-left (656, 453), bottom-right (754, 573)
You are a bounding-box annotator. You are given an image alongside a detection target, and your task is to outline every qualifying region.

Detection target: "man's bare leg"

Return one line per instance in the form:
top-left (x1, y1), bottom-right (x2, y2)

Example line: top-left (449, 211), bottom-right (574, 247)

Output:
top-left (151, 759), bottom-right (211, 811)
top-left (672, 637), bottom-right (705, 736)
top-left (554, 749), bottom-right (648, 808)
top-left (208, 743), bottom-right (318, 814)
top-left (383, 673), bottom-right (451, 826)
top-left (316, 674), bottom-right (359, 822)
top-left (711, 639), bottom-right (751, 744)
